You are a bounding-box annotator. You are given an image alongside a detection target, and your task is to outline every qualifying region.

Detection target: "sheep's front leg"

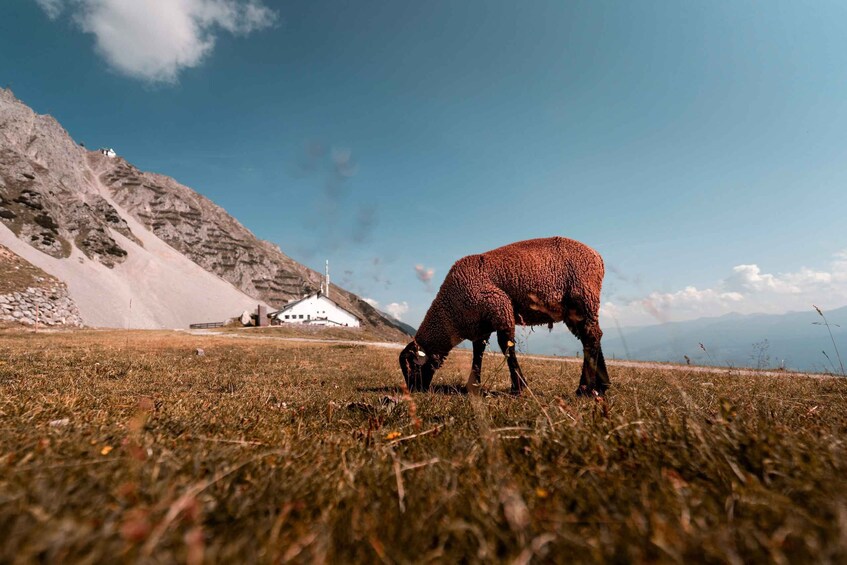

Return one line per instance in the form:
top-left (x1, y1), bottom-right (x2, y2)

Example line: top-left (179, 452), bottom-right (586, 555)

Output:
top-left (497, 329), bottom-right (527, 395)
top-left (466, 338), bottom-right (487, 395)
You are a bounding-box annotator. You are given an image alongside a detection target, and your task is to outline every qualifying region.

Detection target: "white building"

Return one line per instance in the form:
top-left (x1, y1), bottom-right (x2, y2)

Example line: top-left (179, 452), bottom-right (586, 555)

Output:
top-left (270, 292), bottom-right (360, 327)
top-left (270, 260), bottom-right (360, 327)
top-left (100, 148), bottom-right (116, 158)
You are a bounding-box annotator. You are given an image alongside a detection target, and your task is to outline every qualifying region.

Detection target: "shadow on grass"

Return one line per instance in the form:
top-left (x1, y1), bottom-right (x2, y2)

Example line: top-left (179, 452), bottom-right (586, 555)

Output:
top-left (356, 384), bottom-right (518, 397)
top-left (356, 384), bottom-right (467, 396)
top-left (356, 385), bottom-right (406, 394)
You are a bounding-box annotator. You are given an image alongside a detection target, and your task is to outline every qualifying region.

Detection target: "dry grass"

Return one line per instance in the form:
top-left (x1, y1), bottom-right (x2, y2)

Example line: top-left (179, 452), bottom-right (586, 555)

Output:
top-left (211, 324), bottom-right (405, 343)
top-left (1, 329), bottom-right (847, 563)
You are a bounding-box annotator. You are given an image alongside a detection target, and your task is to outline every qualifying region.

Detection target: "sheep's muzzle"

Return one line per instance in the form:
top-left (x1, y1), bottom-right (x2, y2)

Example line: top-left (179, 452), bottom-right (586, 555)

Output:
top-left (399, 342), bottom-right (435, 392)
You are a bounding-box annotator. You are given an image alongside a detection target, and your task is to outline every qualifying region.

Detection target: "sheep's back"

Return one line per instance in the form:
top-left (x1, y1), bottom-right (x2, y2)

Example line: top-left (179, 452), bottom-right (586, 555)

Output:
top-left (421, 237), bottom-right (604, 343)
top-left (476, 238), bottom-right (603, 324)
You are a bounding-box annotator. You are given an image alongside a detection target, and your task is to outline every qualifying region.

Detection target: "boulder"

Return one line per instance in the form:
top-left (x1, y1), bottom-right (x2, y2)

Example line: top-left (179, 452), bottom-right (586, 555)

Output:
top-left (240, 310), bottom-right (252, 326)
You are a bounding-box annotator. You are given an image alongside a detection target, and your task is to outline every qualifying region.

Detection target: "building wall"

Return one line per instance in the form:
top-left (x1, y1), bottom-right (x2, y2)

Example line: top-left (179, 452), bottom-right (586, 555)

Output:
top-left (274, 295), bottom-right (360, 327)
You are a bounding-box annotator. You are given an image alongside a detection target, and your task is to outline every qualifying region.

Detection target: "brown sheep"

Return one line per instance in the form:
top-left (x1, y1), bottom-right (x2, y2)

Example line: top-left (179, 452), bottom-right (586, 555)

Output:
top-left (399, 237), bottom-right (610, 397)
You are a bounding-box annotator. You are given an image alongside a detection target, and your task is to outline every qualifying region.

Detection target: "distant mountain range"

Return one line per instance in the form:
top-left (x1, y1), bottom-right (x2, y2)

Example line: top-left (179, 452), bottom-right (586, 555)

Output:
top-left (0, 88), bottom-right (409, 338)
top-left (513, 306), bottom-right (847, 373)
top-left (380, 311), bottom-right (416, 337)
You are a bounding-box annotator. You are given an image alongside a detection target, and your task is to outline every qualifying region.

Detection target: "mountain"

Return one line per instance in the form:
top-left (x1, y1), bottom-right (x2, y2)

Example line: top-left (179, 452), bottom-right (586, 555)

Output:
top-left (513, 307), bottom-right (847, 373)
top-left (379, 310), bottom-right (416, 337)
top-left (601, 308), bottom-right (847, 373)
top-left (0, 89), bottom-right (409, 337)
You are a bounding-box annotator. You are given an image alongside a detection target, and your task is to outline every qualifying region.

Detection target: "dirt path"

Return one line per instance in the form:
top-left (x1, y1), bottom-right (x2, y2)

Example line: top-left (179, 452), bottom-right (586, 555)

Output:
top-left (188, 330), bottom-right (838, 380)
top-left (186, 329), bottom-right (405, 349)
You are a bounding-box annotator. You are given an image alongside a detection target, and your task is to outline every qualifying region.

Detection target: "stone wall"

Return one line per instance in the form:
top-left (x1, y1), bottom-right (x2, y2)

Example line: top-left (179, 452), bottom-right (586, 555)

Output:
top-left (0, 283), bottom-right (83, 327)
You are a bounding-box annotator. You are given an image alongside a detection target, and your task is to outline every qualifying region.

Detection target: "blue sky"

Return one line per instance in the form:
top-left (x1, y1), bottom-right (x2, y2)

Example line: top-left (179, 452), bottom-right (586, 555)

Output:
top-left (4, 0), bottom-right (847, 328)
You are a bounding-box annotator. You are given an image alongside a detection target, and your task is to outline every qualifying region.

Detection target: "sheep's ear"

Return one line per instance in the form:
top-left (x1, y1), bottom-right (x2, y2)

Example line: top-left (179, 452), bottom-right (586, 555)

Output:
top-left (414, 349), bottom-right (428, 366)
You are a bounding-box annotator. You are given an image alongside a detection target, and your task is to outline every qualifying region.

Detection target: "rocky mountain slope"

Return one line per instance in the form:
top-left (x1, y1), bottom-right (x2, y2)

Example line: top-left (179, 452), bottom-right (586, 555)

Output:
top-left (92, 154), bottom-right (395, 332)
top-left (0, 89), bottom-right (407, 337)
top-left (0, 91), bottom-right (133, 267)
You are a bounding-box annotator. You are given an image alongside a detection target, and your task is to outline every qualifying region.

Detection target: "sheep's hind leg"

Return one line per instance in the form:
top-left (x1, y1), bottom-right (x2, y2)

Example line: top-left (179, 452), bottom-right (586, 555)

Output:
top-left (497, 329), bottom-right (527, 395)
top-left (576, 321), bottom-right (610, 398)
top-left (466, 338), bottom-right (488, 395)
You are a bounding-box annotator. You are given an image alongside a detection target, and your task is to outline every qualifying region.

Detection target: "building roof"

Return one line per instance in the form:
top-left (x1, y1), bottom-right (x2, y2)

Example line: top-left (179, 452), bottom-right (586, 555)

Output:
top-left (270, 292), bottom-right (361, 321)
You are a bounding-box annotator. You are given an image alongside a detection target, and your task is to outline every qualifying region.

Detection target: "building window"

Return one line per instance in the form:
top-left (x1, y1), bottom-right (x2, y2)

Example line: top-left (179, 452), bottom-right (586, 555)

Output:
top-left (284, 315), bottom-right (289, 319)
top-left (299, 315), bottom-right (304, 319)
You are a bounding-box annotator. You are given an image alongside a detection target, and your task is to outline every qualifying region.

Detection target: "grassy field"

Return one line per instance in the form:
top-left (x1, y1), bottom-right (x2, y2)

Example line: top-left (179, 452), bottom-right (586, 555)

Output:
top-left (1, 329), bottom-right (847, 563)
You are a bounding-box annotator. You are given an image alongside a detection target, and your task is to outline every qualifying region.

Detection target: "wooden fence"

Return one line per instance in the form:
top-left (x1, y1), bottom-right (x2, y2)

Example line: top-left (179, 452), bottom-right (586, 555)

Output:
top-left (189, 322), bottom-right (225, 329)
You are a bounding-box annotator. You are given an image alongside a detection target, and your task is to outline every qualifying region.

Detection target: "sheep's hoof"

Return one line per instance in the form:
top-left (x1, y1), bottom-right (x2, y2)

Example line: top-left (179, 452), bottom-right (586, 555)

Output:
top-left (575, 385), bottom-right (603, 399)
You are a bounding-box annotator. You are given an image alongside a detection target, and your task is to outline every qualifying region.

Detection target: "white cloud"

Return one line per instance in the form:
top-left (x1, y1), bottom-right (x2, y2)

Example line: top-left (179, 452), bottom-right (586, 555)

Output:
top-left (414, 264), bottom-right (434, 283)
top-left (36, 0), bottom-right (64, 19)
top-left (362, 298), bottom-right (409, 321)
top-left (36, 0), bottom-right (277, 84)
top-left (725, 264), bottom-right (806, 293)
top-left (603, 250), bottom-right (847, 327)
top-left (386, 301), bottom-right (409, 321)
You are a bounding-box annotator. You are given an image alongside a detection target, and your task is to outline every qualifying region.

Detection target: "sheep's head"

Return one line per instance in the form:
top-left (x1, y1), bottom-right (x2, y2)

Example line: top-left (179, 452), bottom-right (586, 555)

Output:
top-left (399, 341), bottom-right (441, 392)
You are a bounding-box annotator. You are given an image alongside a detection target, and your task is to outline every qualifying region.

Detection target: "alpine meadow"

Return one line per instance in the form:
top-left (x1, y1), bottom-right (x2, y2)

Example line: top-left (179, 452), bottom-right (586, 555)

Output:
top-left (2, 327), bottom-right (847, 562)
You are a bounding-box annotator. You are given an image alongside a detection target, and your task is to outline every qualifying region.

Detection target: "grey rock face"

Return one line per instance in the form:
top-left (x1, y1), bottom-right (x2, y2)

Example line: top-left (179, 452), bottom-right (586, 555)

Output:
top-left (0, 89), bottom-right (129, 267)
